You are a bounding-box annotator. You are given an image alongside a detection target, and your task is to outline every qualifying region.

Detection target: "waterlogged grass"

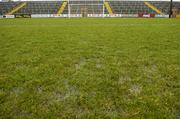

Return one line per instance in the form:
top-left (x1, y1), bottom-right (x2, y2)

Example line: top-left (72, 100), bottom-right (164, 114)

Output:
top-left (0, 18), bottom-right (180, 118)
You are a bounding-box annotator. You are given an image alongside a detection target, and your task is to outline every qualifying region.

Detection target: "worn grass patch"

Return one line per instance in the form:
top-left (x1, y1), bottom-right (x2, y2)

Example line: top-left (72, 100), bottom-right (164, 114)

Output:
top-left (0, 18), bottom-right (180, 118)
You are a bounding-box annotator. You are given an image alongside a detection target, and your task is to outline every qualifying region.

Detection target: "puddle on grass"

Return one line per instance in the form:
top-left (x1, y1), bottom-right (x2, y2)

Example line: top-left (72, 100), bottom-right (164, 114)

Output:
top-left (173, 108), bottom-right (180, 118)
top-left (46, 80), bottom-right (81, 102)
top-left (75, 107), bottom-right (84, 118)
top-left (11, 87), bottom-right (24, 95)
top-left (142, 64), bottom-right (165, 82)
top-left (143, 65), bottom-right (159, 78)
top-left (75, 58), bottom-right (86, 70)
top-left (51, 88), bottom-right (81, 102)
top-left (102, 105), bottom-right (126, 118)
top-left (118, 75), bottom-right (132, 84)
top-left (129, 85), bottom-right (142, 96)
top-left (96, 64), bottom-right (102, 69)
top-left (96, 58), bottom-right (104, 69)
top-left (37, 86), bottom-right (43, 94)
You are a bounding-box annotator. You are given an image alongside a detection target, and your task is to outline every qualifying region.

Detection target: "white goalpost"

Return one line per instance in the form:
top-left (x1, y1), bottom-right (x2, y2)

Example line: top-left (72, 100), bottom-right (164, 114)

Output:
top-left (68, 0), bottom-right (104, 18)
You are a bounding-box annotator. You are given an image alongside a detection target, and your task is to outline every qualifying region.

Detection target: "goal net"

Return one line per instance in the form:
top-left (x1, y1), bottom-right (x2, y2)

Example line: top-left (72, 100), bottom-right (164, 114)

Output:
top-left (69, 0), bottom-right (104, 17)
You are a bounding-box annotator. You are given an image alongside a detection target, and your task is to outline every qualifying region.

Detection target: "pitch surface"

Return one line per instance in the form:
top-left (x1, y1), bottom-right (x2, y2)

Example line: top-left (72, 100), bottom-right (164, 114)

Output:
top-left (0, 18), bottom-right (180, 118)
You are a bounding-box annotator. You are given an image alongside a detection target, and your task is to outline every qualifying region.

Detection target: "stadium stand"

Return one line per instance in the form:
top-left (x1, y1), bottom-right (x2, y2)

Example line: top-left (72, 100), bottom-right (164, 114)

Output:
top-left (15, 1), bottom-right (62, 14)
top-left (0, 1), bottom-right (21, 15)
top-left (150, 1), bottom-right (170, 14)
top-left (0, 1), bottom-right (180, 17)
top-left (144, 1), bottom-right (163, 14)
top-left (150, 1), bottom-right (180, 14)
top-left (6, 2), bottom-right (27, 15)
top-left (108, 1), bottom-right (156, 14)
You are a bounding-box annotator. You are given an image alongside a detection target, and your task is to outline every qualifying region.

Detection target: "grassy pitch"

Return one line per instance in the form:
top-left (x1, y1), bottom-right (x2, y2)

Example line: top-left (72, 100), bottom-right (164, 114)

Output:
top-left (0, 18), bottom-right (180, 118)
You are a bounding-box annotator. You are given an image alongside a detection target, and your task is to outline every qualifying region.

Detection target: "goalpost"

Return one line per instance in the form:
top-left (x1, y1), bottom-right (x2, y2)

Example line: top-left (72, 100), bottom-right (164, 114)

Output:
top-left (68, 0), bottom-right (105, 18)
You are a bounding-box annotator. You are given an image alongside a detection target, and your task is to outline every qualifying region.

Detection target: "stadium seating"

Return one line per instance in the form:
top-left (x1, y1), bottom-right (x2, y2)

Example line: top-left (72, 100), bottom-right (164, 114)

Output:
top-left (0, 2), bottom-right (21, 15)
top-left (15, 1), bottom-right (62, 14)
top-left (174, 2), bottom-right (180, 14)
top-left (150, 1), bottom-right (180, 14)
top-left (108, 1), bottom-right (156, 14)
top-left (0, 1), bottom-right (180, 15)
top-left (150, 1), bottom-right (170, 14)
